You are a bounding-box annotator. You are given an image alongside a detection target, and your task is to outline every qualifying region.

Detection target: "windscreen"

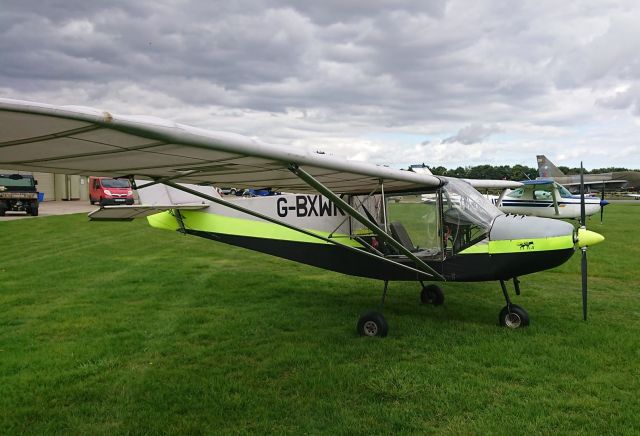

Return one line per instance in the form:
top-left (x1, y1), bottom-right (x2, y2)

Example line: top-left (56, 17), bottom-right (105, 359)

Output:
top-left (556, 183), bottom-right (573, 198)
top-left (101, 178), bottom-right (131, 188)
top-left (0, 176), bottom-right (34, 187)
top-left (441, 178), bottom-right (502, 253)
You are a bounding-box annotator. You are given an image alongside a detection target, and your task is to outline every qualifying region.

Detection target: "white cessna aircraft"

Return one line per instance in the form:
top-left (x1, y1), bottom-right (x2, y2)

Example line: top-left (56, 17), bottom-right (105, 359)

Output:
top-left (0, 98), bottom-right (605, 336)
top-left (491, 180), bottom-right (608, 220)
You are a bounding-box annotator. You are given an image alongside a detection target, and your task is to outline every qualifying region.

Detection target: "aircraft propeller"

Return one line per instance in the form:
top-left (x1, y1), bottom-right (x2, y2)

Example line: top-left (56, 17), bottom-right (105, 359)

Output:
top-left (579, 163), bottom-right (589, 320)
top-left (575, 162), bottom-right (606, 320)
top-left (600, 181), bottom-right (605, 224)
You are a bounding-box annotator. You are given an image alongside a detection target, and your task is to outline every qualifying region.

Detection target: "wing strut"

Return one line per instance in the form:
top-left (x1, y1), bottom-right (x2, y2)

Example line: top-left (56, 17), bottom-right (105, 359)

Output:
top-left (289, 164), bottom-right (445, 281)
top-left (550, 185), bottom-right (560, 215)
top-left (158, 180), bottom-right (436, 278)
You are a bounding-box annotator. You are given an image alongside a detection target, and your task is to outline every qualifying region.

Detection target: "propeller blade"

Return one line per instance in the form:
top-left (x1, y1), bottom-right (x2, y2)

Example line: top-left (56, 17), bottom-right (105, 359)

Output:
top-left (580, 162), bottom-right (587, 320)
top-left (581, 248), bottom-right (588, 321)
top-left (580, 162), bottom-right (586, 227)
top-left (600, 181), bottom-right (605, 224)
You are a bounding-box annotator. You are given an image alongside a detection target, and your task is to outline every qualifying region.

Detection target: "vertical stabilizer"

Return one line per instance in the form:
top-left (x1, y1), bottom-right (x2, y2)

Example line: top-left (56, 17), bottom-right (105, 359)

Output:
top-left (536, 155), bottom-right (565, 178)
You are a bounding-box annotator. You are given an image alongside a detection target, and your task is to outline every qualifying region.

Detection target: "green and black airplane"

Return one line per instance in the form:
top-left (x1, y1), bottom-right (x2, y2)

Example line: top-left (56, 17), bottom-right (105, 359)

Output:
top-left (0, 98), bottom-right (604, 336)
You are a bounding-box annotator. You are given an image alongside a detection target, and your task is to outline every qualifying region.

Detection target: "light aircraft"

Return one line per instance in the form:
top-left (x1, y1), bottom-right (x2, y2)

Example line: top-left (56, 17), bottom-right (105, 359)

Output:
top-left (491, 179), bottom-right (609, 221)
top-left (0, 98), bottom-right (605, 336)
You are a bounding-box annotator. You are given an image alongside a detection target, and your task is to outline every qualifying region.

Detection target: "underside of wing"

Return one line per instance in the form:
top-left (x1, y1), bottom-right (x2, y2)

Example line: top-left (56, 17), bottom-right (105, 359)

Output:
top-left (0, 98), bottom-right (448, 195)
top-left (88, 204), bottom-right (208, 221)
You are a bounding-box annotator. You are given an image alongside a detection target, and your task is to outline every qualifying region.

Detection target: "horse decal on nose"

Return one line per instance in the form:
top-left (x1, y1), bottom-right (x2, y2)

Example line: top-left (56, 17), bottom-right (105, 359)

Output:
top-left (518, 241), bottom-right (535, 250)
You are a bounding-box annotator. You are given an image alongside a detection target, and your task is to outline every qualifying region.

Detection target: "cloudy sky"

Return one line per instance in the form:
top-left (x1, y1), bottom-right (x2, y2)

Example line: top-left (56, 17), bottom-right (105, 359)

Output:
top-left (2, 0), bottom-right (640, 169)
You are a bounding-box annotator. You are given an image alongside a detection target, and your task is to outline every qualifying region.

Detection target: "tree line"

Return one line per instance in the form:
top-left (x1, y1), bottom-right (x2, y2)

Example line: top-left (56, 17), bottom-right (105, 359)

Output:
top-left (423, 164), bottom-right (637, 180)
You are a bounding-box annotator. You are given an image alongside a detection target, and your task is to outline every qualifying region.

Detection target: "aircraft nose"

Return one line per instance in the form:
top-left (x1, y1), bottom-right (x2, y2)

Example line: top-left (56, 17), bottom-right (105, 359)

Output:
top-left (490, 214), bottom-right (574, 241)
top-left (577, 228), bottom-right (605, 248)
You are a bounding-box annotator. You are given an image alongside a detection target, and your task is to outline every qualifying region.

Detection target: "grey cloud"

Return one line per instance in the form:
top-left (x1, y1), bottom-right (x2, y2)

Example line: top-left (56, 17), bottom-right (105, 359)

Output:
top-left (0, 0), bottom-right (639, 167)
top-left (442, 123), bottom-right (502, 144)
top-left (597, 85), bottom-right (640, 116)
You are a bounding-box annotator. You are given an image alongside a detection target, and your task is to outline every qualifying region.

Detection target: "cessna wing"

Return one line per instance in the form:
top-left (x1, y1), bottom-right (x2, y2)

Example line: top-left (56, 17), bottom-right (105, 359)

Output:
top-left (0, 98), bottom-right (521, 194)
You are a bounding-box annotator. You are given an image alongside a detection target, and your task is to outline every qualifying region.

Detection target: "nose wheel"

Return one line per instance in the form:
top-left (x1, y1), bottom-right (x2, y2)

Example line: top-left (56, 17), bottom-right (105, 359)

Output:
top-left (499, 279), bottom-right (530, 329)
top-left (499, 304), bottom-right (529, 328)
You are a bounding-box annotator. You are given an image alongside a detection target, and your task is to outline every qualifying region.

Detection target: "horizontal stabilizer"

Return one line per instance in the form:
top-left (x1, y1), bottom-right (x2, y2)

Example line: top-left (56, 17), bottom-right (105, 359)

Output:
top-left (88, 204), bottom-right (208, 221)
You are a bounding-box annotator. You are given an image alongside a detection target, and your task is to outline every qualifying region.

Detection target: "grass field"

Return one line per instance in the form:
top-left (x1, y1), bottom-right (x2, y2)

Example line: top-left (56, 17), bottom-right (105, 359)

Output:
top-left (1, 205), bottom-right (639, 434)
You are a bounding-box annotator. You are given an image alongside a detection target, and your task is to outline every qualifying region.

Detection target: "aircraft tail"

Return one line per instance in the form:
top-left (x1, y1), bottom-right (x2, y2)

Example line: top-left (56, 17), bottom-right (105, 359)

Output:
top-left (536, 155), bottom-right (565, 178)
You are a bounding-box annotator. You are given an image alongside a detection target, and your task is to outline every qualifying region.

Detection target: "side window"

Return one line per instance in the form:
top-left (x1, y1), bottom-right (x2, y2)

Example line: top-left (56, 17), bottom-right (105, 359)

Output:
top-left (533, 189), bottom-right (552, 200)
top-left (386, 194), bottom-right (441, 253)
top-left (507, 188), bottom-right (524, 198)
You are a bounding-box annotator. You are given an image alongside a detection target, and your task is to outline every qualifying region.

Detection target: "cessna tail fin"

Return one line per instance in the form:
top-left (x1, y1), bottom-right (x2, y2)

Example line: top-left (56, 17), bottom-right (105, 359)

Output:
top-left (536, 155), bottom-right (565, 178)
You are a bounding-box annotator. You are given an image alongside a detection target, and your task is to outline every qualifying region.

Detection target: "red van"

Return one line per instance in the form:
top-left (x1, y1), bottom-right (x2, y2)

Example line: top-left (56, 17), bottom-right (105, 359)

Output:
top-left (89, 177), bottom-right (134, 205)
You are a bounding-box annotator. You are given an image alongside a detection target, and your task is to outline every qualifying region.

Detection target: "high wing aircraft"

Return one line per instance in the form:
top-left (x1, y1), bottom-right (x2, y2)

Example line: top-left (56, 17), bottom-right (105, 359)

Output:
top-left (0, 98), bottom-right (605, 336)
top-left (491, 180), bottom-right (608, 221)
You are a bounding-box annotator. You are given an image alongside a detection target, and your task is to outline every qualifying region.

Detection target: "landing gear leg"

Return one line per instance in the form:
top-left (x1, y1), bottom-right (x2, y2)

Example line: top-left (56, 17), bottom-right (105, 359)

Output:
top-left (498, 279), bottom-right (529, 329)
top-left (357, 281), bottom-right (389, 337)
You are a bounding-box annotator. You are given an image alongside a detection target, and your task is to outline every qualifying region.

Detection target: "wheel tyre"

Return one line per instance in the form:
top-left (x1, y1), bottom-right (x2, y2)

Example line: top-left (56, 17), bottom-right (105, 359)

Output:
top-left (89, 196), bottom-right (94, 205)
top-left (99, 197), bottom-right (106, 207)
top-left (30, 206), bottom-right (39, 216)
top-left (230, 188), bottom-right (236, 195)
top-left (498, 304), bottom-right (530, 329)
top-left (421, 284), bottom-right (445, 306)
top-left (357, 311), bottom-right (388, 337)
top-left (0, 208), bottom-right (5, 217)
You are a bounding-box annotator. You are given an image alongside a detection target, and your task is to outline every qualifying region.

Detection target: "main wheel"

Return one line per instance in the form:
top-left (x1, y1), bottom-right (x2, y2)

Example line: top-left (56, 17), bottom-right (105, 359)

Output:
top-left (357, 311), bottom-right (388, 337)
top-left (421, 284), bottom-right (444, 306)
top-left (498, 304), bottom-right (530, 328)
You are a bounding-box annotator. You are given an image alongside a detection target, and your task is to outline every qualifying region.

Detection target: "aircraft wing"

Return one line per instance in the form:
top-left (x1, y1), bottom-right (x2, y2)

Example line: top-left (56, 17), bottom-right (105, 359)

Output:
top-left (0, 98), bottom-right (454, 195)
top-left (462, 179), bottom-right (522, 189)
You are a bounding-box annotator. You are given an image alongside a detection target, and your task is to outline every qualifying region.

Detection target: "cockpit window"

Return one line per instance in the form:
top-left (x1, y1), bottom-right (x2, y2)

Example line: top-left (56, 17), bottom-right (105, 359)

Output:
top-left (507, 188), bottom-right (524, 198)
top-left (556, 183), bottom-right (573, 198)
top-left (533, 189), bottom-right (552, 200)
top-left (441, 178), bottom-right (502, 254)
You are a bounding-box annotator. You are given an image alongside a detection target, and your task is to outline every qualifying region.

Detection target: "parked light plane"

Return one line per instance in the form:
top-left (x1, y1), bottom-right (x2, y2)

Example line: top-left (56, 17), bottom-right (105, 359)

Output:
top-left (491, 180), bottom-right (608, 220)
top-left (0, 99), bottom-right (605, 336)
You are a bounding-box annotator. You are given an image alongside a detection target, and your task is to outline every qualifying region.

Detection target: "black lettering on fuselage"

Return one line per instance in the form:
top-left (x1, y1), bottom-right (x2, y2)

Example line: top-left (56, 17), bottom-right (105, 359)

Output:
top-left (296, 196), bottom-right (308, 217)
top-left (276, 197), bottom-right (287, 217)
top-left (276, 195), bottom-right (345, 218)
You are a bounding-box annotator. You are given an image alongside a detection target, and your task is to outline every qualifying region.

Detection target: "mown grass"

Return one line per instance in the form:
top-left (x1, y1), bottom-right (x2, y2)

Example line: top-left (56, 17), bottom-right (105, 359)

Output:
top-left (1, 205), bottom-right (639, 434)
